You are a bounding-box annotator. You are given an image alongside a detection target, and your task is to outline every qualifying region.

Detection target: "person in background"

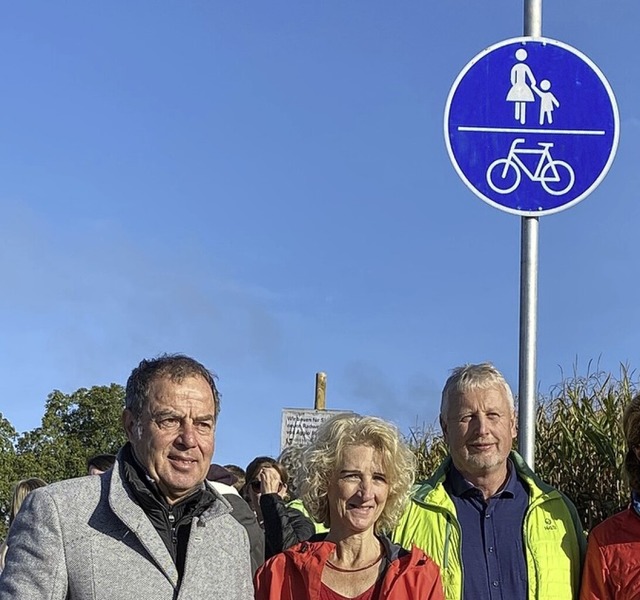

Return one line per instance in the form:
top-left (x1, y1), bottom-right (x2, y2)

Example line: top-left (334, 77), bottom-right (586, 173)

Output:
top-left (580, 393), bottom-right (640, 599)
top-left (208, 463), bottom-right (239, 487)
top-left (224, 463), bottom-right (247, 492)
top-left (245, 455), bottom-right (315, 560)
top-left (278, 444), bottom-right (328, 534)
top-left (0, 353), bottom-right (253, 599)
top-left (86, 453), bottom-right (116, 475)
top-left (0, 477), bottom-right (47, 573)
top-left (393, 362), bottom-right (585, 600)
top-left (254, 413), bottom-right (444, 600)
top-left (207, 463), bottom-right (265, 573)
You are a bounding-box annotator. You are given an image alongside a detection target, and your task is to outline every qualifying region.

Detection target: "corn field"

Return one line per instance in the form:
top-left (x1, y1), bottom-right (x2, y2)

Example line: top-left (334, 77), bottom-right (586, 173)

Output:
top-left (407, 365), bottom-right (637, 531)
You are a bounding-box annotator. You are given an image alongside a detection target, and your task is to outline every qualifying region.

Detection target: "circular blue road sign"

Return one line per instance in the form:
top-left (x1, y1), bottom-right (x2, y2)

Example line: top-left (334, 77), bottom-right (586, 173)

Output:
top-left (444, 37), bottom-right (619, 217)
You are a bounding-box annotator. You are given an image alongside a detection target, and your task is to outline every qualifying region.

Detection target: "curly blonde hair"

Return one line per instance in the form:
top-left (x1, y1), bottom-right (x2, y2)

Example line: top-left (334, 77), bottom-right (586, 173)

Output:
top-left (296, 413), bottom-right (415, 534)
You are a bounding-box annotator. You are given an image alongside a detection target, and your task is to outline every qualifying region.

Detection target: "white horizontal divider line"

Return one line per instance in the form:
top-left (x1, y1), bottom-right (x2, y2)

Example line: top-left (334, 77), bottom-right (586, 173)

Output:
top-left (458, 126), bottom-right (606, 135)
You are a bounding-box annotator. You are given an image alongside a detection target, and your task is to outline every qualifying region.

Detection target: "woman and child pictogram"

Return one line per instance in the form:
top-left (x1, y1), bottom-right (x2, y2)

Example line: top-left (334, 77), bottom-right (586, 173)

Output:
top-left (507, 48), bottom-right (559, 125)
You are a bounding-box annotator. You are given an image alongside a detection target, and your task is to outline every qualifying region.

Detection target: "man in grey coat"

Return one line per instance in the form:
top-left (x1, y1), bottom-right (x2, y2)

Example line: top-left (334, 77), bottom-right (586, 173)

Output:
top-left (0, 354), bottom-right (254, 600)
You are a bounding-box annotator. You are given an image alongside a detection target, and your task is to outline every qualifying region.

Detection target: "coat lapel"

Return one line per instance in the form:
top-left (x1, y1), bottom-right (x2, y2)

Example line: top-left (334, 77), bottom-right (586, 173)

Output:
top-left (108, 460), bottom-right (179, 588)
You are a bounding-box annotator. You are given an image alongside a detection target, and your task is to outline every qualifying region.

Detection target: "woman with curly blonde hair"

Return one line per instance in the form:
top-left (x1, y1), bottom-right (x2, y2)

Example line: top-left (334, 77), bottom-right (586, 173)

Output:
top-left (254, 413), bottom-right (443, 600)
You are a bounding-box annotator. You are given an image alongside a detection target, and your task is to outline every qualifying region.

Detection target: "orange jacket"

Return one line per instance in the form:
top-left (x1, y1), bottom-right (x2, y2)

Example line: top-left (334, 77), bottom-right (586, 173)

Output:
top-left (580, 507), bottom-right (640, 599)
top-left (254, 535), bottom-right (444, 600)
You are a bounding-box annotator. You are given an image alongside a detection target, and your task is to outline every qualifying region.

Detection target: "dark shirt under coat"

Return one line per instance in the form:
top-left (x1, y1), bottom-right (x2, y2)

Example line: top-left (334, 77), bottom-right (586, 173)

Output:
top-left (121, 443), bottom-right (216, 583)
top-left (444, 460), bottom-right (529, 600)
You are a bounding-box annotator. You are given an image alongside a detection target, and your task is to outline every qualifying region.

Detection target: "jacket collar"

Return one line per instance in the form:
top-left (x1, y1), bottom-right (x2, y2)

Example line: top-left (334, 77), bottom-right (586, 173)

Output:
top-left (120, 443), bottom-right (215, 518)
top-left (107, 445), bottom-right (232, 588)
top-left (108, 448), bottom-right (181, 588)
top-left (413, 450), bottom-right (558, 504)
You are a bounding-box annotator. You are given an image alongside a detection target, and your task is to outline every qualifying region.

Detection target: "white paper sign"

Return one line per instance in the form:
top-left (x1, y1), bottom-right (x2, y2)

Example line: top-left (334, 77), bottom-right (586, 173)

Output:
top-left (280, 408), bottom-right (352, 450)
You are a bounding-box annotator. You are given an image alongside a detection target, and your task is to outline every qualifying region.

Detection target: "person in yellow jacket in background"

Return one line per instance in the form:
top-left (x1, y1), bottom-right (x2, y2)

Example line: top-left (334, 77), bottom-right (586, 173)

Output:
top-left (393, 362), bottom-right (585, 600)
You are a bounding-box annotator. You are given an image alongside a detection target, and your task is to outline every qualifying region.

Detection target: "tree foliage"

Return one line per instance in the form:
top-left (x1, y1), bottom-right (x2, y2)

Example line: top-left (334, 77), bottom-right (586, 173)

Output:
top-left (0, 384), bottom-right (126, 539)
top-left (0, 414), bottom-right (18, 535)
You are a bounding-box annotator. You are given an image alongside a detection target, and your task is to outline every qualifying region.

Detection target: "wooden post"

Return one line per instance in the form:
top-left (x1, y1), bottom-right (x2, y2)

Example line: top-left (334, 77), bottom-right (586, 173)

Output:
top-left (314, 372), bottom-right (326, 410)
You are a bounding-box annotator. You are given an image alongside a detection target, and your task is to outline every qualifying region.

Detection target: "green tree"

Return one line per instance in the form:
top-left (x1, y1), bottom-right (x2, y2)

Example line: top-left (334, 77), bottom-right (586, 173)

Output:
top-left (0, 414), bottom-right (18, 534)
top-left (0, 384), bottom-right (126, 539)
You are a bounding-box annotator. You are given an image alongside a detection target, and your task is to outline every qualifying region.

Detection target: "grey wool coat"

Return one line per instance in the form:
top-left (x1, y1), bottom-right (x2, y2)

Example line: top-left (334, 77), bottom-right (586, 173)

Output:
top-left (0, 457), bottom-right (254, 600)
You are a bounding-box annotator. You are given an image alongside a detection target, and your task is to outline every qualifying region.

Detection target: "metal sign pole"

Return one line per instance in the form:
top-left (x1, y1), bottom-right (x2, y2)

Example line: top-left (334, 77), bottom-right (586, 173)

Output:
top-left (518, 0), bottom-right (543, 468)
top-left (518, 218), bottom-right (538, 467)
top-left (524, 0), bottom-right (542, 39)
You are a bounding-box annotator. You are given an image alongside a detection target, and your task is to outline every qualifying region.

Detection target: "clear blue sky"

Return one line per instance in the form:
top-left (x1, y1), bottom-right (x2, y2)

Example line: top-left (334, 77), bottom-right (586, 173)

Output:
top-left (0, 1), bottom-right (638, 470)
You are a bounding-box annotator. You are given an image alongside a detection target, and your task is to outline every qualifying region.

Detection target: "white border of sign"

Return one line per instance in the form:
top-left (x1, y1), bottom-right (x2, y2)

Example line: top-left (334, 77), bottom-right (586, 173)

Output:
top-left (444, 36), bottom-right (620, 217)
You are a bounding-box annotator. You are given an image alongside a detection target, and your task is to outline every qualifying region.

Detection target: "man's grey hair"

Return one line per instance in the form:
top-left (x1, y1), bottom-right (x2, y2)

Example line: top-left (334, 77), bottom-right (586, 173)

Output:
top-left (440, 362), bottom-right (515, 420)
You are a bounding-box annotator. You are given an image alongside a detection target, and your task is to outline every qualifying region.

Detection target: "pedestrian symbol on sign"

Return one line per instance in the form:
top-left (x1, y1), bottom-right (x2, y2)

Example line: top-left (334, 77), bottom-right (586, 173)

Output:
top-left (533, 80), bottom-right (560, 125)
top-left (506, 49), bottom-right (561, 126)
top-left (507, 49), bottom-right (537, 124)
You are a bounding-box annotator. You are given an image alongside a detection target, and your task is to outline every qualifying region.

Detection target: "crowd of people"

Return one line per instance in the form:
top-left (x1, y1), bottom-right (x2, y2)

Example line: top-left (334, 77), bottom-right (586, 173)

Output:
top-left (0, 352), bottom-right (636, 599)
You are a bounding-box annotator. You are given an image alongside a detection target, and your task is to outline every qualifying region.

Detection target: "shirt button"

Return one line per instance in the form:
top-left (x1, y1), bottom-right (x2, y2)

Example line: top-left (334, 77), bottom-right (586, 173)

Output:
top-left (485, 513), bottom-right (491, 518)
top-left (493, 581), bottom-right (499, 587)
top-left (488, 547), bottom-right (494, 553)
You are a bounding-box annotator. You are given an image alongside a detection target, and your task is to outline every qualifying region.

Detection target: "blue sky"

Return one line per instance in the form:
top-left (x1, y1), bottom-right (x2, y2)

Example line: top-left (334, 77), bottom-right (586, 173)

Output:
top-left (0, 1), bottom-right (638, 470)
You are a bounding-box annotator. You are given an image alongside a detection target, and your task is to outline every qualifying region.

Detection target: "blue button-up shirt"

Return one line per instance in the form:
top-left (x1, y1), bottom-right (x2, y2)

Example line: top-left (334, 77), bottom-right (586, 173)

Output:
top-left (444, 460), bottom-right (529, 600)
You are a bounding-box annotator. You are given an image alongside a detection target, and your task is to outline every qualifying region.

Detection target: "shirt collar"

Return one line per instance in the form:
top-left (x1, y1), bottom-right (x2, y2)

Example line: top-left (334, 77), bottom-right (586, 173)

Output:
top-left (120, 442), bottom-right (210, 511)
top-left (448, 459), bottom-right (517, 499)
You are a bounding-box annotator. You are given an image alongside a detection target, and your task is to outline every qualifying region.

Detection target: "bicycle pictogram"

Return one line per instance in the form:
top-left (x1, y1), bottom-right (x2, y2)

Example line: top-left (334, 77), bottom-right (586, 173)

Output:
top-left (486, 137), bottom-right (575, 196)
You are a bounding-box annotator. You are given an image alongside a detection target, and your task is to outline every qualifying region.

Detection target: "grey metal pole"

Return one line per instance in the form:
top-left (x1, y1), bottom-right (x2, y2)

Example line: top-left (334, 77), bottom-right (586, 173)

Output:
top-left (524, 0), bottom-right (542, 38)
top-left (518, 218), bottom-right (539, 467)
top-left (518, 0), bottom-right (542, 468)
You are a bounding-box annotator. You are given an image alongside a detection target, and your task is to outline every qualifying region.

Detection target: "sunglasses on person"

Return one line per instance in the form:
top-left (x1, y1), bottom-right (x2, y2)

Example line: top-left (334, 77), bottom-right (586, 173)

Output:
top-left (250, 480), bottom-right (284, 493)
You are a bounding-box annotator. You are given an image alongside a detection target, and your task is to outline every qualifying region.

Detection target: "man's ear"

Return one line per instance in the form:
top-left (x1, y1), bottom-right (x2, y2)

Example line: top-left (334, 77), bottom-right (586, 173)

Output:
top-left (122, 409), bottom-right (137, 442)
top-left (440, 415), bottom-right (449, 444)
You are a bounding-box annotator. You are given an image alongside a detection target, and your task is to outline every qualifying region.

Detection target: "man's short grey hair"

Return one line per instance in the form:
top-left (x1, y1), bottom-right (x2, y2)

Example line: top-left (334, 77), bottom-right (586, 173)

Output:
top-left (440, 362), bottom-right (515, 420)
